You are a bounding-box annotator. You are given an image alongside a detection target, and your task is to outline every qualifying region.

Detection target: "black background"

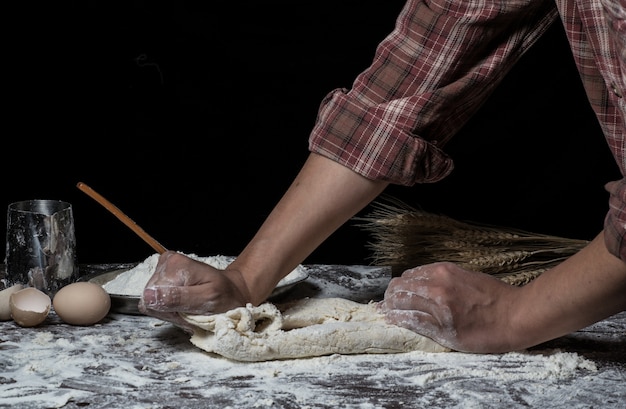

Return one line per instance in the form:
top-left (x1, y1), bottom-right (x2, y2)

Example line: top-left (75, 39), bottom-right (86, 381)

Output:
top-left (3, 1), bottom-right (621, 267)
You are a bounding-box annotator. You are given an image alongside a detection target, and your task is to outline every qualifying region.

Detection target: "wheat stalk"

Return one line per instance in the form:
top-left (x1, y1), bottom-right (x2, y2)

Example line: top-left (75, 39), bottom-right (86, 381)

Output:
top-left (354, 196), bottom-right (588, 285)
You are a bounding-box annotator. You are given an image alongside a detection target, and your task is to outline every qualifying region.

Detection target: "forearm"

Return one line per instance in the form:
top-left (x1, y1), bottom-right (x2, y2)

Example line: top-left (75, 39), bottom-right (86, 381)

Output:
top-left (229, 152), bottom-right (388, 305)
top-left (510, 232), bottom-right (626, 349)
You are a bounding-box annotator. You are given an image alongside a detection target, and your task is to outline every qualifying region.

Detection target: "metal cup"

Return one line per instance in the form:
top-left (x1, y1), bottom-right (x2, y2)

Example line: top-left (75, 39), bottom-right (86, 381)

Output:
top-left (4, 200), bottom-right (78, 296)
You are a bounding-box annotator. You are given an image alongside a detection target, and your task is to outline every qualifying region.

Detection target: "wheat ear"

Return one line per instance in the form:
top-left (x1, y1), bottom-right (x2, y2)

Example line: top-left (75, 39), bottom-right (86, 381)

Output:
top-left (354, 196), bottom-right (588, 285)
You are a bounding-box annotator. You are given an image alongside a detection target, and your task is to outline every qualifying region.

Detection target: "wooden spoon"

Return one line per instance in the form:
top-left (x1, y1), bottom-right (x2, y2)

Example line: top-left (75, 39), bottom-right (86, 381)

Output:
top-left (76, 182), bottom-right (167, 254)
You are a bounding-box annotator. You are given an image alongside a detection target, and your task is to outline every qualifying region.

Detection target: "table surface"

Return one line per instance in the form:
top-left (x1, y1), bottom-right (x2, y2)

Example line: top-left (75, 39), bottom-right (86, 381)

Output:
top-left (1, 263), bottom-right (625, 409)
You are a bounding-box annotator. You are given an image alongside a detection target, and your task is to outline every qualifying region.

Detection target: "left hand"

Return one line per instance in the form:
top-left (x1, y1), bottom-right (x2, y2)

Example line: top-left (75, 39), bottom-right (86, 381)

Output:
top-left (378, 262), bottom-right (522, 353)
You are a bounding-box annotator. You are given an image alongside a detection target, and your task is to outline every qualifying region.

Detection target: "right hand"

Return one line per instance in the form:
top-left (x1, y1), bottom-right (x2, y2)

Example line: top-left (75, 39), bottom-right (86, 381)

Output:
top-left (138, 251), bottom-right (252, 332)
top-left (378, 262), bottom-right (520, 353)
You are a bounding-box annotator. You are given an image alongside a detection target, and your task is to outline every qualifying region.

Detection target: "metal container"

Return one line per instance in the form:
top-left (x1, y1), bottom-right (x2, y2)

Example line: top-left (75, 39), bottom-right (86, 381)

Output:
top-left (4, 199), bottom-right (77, 296)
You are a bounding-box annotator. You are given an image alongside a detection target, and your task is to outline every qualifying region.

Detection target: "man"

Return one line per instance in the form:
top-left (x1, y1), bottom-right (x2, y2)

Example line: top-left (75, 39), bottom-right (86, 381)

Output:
top-left (139, 0), bottom-right (626, 353)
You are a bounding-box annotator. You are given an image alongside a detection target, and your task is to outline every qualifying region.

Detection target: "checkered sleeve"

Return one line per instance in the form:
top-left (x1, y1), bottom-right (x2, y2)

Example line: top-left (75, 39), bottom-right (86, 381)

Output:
top-left (308, 0), bottom-right (557, 186)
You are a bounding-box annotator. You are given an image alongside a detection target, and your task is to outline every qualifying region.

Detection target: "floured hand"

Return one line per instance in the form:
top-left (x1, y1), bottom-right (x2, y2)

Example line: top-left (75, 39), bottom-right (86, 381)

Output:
top-left (378, 262), bottom-right (522, 353)
top-left (138, 251), bottom-right (251, 332)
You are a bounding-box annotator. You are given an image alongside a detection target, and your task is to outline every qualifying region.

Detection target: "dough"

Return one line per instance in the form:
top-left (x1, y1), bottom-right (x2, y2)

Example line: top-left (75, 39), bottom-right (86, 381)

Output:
top-left (182, 297), bottom-right (449, 362)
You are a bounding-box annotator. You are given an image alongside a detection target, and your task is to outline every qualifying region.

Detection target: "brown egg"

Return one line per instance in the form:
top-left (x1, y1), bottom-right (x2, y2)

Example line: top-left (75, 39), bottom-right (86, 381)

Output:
top-left (9, 287), bottom-right (51, 327)
top-left (53, 282), bottom-right (111, 326)
top-left (0, 284), bottom-right (24, 321)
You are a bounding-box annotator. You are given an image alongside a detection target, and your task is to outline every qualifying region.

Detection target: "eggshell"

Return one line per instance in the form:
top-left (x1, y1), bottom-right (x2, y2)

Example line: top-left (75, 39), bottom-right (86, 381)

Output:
top-left (0, 284), bottom-right (24, 321)
top-left (9, 287), bottom-right (51, 327)
top-left (53, 282), bottom-right (111, 325)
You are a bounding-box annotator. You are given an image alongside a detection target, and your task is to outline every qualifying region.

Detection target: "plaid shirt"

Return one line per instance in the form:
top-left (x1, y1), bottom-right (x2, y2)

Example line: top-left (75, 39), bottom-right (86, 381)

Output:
top-left (308, 0), bottom-right (626, 261)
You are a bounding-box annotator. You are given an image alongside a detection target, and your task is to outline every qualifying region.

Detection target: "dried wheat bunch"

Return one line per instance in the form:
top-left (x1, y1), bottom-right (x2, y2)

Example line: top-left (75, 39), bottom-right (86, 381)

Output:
top-left (355, 196), bottom-right (588, 286)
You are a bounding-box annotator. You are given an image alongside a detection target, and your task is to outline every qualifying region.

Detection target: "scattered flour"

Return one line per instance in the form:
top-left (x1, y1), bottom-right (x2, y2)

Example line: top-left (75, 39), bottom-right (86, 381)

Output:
top-left (0, 316), bottom-right (612, 409)
top-left (2, 263), bottom-right (625, 408)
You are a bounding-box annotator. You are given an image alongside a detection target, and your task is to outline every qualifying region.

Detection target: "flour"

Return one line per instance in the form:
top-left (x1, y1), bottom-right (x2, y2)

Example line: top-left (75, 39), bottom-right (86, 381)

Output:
top-left (102, 253), bottom-right (234, 295)
top-left (1, 312), bottom-right (613, 409)
top-left (4, 256), bottom-right (623, 408)
top-left (102, 253), bottom-right (308, 297)
top-left (2, 293), bottom-right (625, 408)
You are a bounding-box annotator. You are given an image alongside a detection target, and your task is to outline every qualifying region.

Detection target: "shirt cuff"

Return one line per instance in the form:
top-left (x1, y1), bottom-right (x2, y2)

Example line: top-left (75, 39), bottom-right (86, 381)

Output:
top-left (308, 88), bottom-right (454, 186)
top-left (604, 178), bottom-right (626, 262)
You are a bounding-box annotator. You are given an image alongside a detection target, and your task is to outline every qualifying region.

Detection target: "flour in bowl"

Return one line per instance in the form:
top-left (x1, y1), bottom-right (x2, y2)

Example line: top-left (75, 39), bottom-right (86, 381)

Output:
top-left (101, 253), bottom-right (307, 296)
top-left (102, 253), bottom-right (234, 296)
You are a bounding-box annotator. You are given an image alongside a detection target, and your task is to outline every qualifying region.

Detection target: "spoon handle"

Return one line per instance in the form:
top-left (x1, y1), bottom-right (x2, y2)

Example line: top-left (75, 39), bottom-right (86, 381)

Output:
top-left (76, 182), bottom-right (167, 254)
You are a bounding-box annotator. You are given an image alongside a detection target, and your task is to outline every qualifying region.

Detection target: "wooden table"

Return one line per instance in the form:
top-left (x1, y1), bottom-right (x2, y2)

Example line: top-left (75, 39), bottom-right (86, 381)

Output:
top-left (1, 263), bottom-right (625, 408)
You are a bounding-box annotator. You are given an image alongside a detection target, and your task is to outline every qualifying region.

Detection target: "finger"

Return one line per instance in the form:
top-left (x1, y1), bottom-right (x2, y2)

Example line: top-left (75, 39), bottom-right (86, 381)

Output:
top-left (384, 309), bottom-right (442, 340)
top-left (137, 291), bottom-right (195, 332)
top-left (386, 271), bottom-right (431, 293)
top-left (141, 284), bottom-right (221, 314)
top-left (399, 265), bottom-right (427, 278)
top-left (152, 251), bottom-right (179, 279)
top-left (147, 252), bottom-right (212, 288)
top-left (383, 285), bottom-right (432, 310)
top-left (399, 262), bottom-right (456, 279)
top-left (138, 305), bottom-right (194, 334)
top-left (141, 285), bottom-right (182, 311)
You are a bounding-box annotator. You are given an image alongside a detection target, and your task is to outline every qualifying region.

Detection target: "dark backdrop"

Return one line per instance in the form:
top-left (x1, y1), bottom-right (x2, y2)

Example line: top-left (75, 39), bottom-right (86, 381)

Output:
top-left (3, 1), bottom-right (620, 266)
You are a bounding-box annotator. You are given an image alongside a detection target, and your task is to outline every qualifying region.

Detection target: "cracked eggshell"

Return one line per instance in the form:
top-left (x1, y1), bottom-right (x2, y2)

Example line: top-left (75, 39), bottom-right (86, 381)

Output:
top-left (0, 284), bottom-right (24, 321)
top-left (9, 287), bottom-right (51, 327)
top-left (53, 282), bottom-right (111, 326)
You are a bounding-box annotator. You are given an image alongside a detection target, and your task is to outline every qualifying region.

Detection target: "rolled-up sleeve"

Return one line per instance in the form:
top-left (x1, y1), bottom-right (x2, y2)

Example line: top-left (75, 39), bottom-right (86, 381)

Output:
top-left (309, 88), bottom-right (455, 185)
top-left (604, 179), bottom-right (626, 261)
top-left (308, 0), bottom-right (557, 186)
